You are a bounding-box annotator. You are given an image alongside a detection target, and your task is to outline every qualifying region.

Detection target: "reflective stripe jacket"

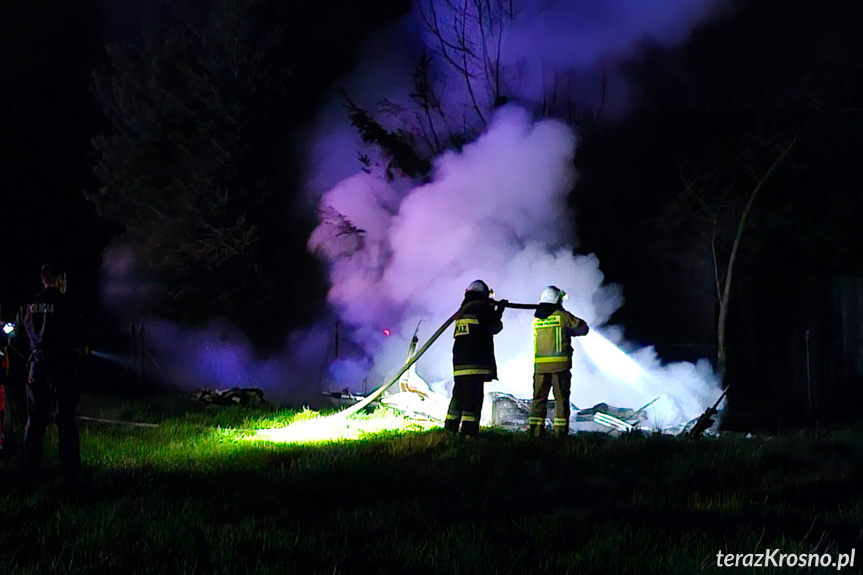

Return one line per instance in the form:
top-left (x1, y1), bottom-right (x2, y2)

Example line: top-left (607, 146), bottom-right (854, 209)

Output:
top-left (533, 305), bottom-right (588, 374)
top-left (452, 297), bottom-right (503, 380)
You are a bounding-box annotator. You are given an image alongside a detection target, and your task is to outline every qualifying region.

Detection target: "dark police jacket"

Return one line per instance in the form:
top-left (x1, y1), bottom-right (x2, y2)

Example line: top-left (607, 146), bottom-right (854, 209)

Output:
top-left (23, 286), bottom-right (75, 365)
top-left (452, 293), bottom-right (503, 380)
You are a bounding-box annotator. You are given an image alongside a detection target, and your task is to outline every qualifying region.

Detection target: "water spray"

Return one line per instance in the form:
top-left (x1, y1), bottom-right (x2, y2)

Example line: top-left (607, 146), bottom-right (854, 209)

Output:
top-left (254, 298), bottom-right (714, 443)
top-left (577, 331), bottom-right (658, 392)
top-left (89, 350), bottom-right (137, 370)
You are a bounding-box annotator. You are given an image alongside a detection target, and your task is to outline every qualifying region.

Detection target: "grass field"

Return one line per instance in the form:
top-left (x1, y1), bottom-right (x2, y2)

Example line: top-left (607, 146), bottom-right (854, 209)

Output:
top-left (1, 393), bottom-right (862, 574)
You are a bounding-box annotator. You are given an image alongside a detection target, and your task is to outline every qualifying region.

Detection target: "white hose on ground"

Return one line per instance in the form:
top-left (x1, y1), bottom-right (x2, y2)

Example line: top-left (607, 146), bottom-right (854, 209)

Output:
top-left (333, 300), bottom-right (540, 420)
top-left (333, 307), bottom-right (465, 419)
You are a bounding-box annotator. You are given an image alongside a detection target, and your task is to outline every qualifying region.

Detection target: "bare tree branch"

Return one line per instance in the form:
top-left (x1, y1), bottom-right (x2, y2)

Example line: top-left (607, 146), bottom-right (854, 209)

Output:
top-left (715, 137), bottom-right (798, 377)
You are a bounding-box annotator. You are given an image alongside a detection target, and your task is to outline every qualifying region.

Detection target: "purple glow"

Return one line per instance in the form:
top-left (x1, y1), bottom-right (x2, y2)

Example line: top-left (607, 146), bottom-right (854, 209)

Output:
top-left (138, 318), bottom-right (334, 404)
top-left (100, 243), bottom-right (158, 324)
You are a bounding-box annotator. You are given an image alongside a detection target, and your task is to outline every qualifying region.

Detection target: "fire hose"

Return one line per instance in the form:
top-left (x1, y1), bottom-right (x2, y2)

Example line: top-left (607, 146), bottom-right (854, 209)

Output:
top-left (335, 300), bottom-right (539, 419)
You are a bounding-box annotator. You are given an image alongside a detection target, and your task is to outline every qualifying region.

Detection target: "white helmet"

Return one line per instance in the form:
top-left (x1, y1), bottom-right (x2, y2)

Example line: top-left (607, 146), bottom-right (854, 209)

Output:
top-left (465, 279), bottom-right (491, 297)
top-left (539, 285), bottom-right (566, 304)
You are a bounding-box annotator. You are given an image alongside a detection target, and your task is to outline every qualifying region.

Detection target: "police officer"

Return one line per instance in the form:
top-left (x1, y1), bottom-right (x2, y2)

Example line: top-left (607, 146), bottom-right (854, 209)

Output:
top-left (22, 263), bottom-right (81, 482)
top-left (445, 280), bottom-right (505, 437)
top-left (528, 286), bottom-right (589, 437)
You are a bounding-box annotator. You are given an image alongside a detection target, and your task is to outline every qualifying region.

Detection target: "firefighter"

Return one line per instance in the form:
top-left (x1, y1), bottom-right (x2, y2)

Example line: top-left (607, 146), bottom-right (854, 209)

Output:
top-left (445, 280), bottom-right (505, 437)
top-left (22, 263), bottom-right (81, 483)
top-left (528, 286), bottom-right (589, 437)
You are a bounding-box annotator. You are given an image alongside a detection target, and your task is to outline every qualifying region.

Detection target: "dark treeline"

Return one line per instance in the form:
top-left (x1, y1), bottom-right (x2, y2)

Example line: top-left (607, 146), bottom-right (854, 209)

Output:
top-left (0, 1), bottom-right (111, 315)
top-left (572, 0), bottom-right (863, 428)
top-left (1, 0), bottom-right (412, 354)
top-left (88, 0), bottom-right (413, 352)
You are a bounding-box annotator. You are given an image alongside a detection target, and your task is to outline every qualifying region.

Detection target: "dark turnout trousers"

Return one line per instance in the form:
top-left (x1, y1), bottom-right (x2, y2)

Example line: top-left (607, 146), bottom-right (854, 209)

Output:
top-left (445, 375), bottom-right (485, 436)
top-left (528, 370), bottom-right (572, 437)
top-left (24, 359), bottom-right (80, 481)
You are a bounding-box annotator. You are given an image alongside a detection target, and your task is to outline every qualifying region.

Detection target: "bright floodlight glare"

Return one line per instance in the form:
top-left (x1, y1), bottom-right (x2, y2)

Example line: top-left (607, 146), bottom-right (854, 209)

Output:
top-left (251, 411), bottom-right (435, 444)
top-left (2, 322), bottom-right (14, 335)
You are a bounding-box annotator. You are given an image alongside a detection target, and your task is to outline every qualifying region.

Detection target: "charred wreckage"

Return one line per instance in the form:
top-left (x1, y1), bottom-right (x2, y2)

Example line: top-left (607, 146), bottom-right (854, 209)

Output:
top-left (316, 299), bottom-right (725, 438)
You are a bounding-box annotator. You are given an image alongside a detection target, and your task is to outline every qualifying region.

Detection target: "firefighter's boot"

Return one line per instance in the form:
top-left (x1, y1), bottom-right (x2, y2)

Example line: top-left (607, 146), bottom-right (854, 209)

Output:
top-left (553, 418), bottom-right (569, 437)
top-left (444, 415), bottom-right (460, 434)
top-left (460, 414), bottom-right (479, 437)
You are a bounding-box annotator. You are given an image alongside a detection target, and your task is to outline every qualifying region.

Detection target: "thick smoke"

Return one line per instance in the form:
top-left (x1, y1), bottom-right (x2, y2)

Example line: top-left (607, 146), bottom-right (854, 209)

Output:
top-left (504, 0), bottom-right (728, 67)
top-left (416, 0), bottom-right (729, 125)
top-left (305, 0), bottom-right (729, 426)
top-left (140, 318), bottom-right (333, 405)
top-left (309, 106), bottom-right (719, 426)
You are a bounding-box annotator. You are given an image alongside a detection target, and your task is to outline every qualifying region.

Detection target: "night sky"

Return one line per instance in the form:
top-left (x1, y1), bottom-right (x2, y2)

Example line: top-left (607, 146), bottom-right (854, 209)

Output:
top-left (2, 0), bottom-right (862, 427)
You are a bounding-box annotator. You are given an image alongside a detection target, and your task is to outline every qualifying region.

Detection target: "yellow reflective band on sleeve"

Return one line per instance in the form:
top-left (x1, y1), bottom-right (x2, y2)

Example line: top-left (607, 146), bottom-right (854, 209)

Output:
top-left (453, 367), bottom-right (493, 376)
top-left (534, 356), bottom-right (567, 364)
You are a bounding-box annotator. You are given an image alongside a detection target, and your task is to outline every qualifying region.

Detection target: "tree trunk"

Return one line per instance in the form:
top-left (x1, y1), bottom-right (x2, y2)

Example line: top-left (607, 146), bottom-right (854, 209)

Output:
top-left (714, 138), bottom-right (797, 383)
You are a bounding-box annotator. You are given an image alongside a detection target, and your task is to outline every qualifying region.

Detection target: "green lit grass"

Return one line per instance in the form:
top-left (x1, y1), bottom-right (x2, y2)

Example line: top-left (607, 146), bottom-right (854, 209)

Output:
top-left (1, 394), bottom-right (862, 574)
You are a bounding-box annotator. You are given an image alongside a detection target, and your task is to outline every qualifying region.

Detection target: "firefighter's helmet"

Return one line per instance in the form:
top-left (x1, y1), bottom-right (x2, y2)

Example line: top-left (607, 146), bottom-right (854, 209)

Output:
top-left (539, 285), bottom-right (566, 304)
top-left (465, 279), bottom-right (491, 297)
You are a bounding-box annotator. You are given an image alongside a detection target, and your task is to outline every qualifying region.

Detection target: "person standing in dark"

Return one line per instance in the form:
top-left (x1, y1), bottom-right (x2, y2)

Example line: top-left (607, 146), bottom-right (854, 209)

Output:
top-left (445, 280), bottom-right (505, 437)
top-left (22, 263), bottom-right (81, 482)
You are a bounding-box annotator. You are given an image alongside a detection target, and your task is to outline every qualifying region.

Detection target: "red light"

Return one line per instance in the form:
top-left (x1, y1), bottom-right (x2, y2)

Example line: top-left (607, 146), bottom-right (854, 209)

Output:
top-left (383, 329), bottom-right (391, 336)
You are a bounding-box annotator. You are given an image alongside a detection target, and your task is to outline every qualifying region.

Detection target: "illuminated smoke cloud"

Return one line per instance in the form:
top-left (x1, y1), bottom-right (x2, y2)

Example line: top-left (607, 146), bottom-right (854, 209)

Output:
top-left (310, 106), bottom-right (720, 426)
